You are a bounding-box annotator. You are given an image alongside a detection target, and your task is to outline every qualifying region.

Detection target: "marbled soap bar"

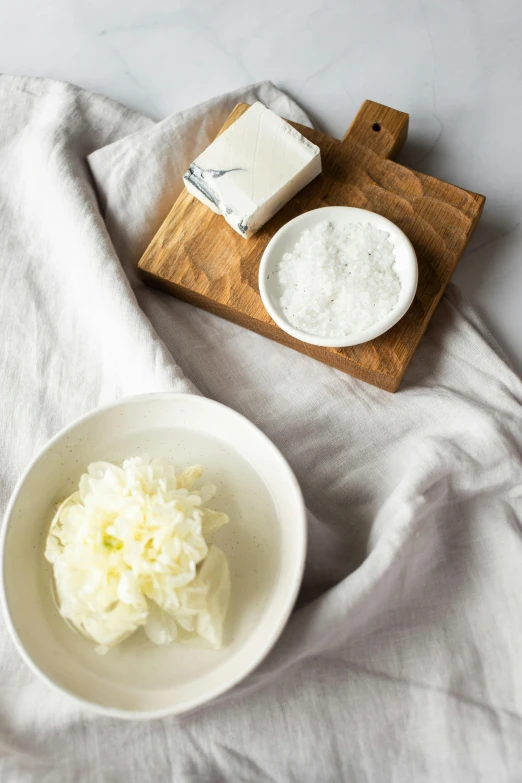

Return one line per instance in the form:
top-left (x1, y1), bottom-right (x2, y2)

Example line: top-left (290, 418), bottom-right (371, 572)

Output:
top-left (183, 102), bottom-right (322, 238)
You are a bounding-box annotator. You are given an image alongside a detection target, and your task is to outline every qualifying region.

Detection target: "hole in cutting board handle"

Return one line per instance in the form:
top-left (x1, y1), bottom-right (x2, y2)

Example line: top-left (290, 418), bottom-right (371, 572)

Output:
top-left (342, 101), bottom-right (408, 159)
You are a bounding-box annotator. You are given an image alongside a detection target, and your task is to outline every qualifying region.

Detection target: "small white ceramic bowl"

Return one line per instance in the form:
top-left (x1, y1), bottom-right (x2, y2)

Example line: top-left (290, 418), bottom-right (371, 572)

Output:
top-left (259, 206), bottom-right (418, 348)
top-left (1, 393), bottom-right (306, 719)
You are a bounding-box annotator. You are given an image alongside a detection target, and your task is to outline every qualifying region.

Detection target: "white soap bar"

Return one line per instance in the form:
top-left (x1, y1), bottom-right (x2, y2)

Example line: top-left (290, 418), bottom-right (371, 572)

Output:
top-left (183, 102), bottom-right (322, 238)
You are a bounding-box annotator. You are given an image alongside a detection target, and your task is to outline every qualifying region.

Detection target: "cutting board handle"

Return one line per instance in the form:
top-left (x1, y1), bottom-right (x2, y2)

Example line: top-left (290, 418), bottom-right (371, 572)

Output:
top-left (342, 100), bottom-right (409, 160)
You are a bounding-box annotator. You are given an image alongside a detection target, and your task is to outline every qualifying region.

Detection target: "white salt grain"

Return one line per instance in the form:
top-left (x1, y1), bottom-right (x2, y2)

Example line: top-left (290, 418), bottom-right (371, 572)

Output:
top-left (276, 221), bottom-right (401, 338)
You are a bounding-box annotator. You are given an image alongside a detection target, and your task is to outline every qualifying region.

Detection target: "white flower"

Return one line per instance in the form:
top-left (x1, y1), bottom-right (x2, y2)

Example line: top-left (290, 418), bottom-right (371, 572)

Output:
top-left (45, 457), bottom-right (230, 654)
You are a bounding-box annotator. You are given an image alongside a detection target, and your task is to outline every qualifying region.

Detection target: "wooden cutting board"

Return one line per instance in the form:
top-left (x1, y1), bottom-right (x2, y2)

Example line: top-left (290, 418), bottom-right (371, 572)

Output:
top-left (138, 100), bottom-right (485, 392)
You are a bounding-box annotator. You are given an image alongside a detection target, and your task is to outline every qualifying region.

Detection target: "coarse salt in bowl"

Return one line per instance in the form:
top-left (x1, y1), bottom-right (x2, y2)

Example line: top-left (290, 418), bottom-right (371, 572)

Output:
top-left (259, 207), bottom-right (418, 348)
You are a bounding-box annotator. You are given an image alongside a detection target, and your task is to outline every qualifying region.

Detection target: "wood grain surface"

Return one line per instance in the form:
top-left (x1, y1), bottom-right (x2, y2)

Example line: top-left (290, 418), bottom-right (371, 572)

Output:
top-left (138, 100), bottom-right (485, 391)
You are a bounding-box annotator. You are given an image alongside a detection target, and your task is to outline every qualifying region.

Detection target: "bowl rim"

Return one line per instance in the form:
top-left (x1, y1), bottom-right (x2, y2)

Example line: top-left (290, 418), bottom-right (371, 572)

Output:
top-left (0, 392), bottom-right (307, 720)
top-left (258, 206), bottom-right (419, 348)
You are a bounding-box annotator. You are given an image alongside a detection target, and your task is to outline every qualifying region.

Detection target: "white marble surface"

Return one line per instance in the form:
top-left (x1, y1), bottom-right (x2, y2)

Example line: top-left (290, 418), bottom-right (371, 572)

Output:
top-left (3, 0), bottom-right (522, 373)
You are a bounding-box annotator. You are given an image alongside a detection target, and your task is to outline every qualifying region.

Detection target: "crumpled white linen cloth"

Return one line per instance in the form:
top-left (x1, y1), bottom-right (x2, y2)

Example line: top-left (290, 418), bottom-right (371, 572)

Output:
top-left (1, 74), bottom-right (522, 783)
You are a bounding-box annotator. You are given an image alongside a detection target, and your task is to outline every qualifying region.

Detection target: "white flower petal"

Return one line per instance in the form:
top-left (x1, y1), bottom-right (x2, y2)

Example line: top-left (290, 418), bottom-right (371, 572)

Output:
top-left (45, 459), bottom-right (230, 654)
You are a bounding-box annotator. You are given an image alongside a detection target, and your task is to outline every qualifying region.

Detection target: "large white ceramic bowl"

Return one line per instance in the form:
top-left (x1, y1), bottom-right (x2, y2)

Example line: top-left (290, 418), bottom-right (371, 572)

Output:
top-left (259, 206), bottom-right (418, 348)
top-left (0, 393), bottom-right (306, 719)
